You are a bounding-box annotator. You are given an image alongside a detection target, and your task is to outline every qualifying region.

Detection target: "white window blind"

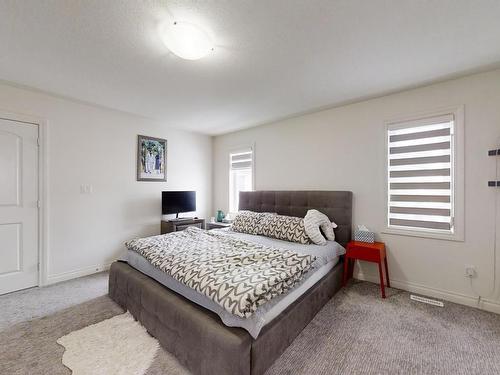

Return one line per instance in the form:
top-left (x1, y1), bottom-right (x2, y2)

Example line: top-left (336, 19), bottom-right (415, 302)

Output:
top-left (387, 114), bottom-right (454, 233)
top-left (229, 148), bottom-right (253, 213)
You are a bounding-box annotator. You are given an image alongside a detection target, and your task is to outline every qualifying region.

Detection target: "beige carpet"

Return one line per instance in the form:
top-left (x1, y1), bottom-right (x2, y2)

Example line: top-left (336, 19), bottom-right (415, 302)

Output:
top-left (2, 281), bottom-right (500, 374)
top-left (0, 271), bottom-right (108, 331)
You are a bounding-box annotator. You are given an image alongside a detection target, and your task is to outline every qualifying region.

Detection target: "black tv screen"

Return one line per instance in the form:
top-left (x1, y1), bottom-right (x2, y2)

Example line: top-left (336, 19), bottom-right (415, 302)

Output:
top-left (162, 191), bottom-right (196, 215)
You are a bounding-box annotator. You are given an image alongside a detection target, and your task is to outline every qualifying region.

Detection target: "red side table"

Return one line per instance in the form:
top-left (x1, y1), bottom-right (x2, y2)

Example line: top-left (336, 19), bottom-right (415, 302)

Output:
top-left (343, 241), bottom-right (390, 298)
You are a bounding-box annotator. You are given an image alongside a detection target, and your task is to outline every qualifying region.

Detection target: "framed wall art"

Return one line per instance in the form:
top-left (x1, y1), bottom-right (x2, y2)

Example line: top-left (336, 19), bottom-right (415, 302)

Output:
top-left (137, 135), bottom-right (167, 181)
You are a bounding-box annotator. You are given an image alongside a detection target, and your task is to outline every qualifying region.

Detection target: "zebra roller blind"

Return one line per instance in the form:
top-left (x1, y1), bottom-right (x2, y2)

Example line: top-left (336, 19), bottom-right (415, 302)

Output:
top-left (229, 148), bottom-right (253, 213)
top-left (387, 114), bottom-right (454, 232)
top-left (230, 149), bottom-right (253, 170)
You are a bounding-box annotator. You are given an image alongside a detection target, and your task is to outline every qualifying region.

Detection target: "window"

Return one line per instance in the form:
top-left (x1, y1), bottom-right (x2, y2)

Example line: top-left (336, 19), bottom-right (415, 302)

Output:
top-left (229, 148), bottom-right (253, 213)
top-left (386, 109), bottom-right (463, 240)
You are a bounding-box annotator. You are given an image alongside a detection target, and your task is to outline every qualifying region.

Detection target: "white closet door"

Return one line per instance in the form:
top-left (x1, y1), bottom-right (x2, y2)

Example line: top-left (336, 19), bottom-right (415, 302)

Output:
top-left (0, 118), bottom-right (39, 295)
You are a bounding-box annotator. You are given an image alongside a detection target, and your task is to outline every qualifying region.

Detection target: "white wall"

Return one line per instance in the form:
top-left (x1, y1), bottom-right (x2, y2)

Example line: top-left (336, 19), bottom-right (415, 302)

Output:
top-left (0, 83), bottom-right (212, 284)
top-left (213, 69), bottom-right (500, 313)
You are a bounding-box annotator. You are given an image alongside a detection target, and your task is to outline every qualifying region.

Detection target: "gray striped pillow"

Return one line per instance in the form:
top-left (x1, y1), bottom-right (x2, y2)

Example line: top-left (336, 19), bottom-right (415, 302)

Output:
top-left (304, 209), bottom-right (336, 245)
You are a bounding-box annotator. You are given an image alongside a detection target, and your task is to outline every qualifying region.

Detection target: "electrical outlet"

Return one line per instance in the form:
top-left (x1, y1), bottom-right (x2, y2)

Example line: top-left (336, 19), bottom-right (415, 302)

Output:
top-left (465, 265), bottom-right (477, 278)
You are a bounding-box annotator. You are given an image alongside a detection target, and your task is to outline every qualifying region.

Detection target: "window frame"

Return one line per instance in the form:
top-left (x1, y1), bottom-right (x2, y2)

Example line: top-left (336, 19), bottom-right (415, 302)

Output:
top-left (382, 105), bottom-right (464, 242)
top-left (228, 145), bottom-right (255, 214)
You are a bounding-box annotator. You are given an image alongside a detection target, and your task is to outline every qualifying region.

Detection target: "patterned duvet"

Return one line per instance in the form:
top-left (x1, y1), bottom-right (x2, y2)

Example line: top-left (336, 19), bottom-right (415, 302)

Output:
top-left (125, 227), bottom-right (315, 318)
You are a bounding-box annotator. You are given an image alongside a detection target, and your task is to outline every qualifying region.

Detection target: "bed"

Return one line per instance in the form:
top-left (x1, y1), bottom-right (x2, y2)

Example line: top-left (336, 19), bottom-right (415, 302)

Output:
top-left (109, 190), bottom-right (352, 375)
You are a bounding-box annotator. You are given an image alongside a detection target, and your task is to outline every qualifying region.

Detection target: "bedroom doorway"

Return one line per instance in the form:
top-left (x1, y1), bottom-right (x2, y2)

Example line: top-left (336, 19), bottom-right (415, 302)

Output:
top-left (0, 118), bottom-right (39, 295)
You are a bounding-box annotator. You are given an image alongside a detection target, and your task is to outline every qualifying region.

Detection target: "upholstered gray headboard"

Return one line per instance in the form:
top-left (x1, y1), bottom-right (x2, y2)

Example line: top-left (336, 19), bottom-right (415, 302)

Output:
top-left (239, 190), bottom-right (353, 247)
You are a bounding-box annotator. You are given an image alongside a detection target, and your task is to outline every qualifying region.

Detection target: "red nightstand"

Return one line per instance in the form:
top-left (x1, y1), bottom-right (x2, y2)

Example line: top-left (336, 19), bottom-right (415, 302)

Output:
top-left (343, 241), bottom-right (390, 298)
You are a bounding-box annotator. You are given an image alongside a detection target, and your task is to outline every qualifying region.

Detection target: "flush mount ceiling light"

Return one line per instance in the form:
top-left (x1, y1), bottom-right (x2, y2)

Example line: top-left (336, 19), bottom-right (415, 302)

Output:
top-left (159, 21), bottom-right (214, 60)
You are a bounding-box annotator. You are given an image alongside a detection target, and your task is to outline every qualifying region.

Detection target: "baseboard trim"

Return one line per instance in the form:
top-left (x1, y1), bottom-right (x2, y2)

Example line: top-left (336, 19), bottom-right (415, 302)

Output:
top-left (46, 262), bottom-right (112, 285)
top-left (355, 271), bottom-right (500, 315)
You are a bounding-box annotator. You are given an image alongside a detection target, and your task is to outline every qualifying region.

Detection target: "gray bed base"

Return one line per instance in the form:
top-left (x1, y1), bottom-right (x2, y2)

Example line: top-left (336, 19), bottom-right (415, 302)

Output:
top-left (109, 260), bottom-right (343, 375)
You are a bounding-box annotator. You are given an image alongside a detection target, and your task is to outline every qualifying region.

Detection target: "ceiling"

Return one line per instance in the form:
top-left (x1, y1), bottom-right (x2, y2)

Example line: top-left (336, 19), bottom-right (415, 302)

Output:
top-left (1, 1), bottom-right (500, 135)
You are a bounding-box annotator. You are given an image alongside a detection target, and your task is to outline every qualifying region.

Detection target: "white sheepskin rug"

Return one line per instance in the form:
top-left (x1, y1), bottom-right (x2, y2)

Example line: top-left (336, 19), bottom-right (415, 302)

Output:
top-left (57, 312), bottom-right (159, 375)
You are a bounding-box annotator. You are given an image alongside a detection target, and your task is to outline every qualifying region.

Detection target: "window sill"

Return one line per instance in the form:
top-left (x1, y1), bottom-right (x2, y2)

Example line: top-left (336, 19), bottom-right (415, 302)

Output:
top-left (381, 227), bottom-right (464, 242)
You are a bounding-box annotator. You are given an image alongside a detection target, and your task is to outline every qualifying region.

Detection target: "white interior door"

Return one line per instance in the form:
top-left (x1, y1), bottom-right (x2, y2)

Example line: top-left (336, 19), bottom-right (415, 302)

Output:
top-left (0, 118), bottom-right (39, 295)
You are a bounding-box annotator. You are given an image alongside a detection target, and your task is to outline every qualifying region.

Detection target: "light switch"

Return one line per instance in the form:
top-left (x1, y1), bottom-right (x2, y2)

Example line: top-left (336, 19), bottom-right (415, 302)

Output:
top-left (80, 184), bottom-right (93, 194)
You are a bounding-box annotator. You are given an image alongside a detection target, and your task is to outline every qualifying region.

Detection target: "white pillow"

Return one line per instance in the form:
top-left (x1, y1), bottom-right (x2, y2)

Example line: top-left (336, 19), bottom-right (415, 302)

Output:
top-left (304, 209), bottom-right (337, 245)
top-left (327, 220), bottom-right (338, 240)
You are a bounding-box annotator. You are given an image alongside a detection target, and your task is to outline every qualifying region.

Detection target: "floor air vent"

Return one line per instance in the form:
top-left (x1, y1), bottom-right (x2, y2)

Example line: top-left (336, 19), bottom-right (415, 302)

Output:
top-left (410, 294), bottom-right (444, 307)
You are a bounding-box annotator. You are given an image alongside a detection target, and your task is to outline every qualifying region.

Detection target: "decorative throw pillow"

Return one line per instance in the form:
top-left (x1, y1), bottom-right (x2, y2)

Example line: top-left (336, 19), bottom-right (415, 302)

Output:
top-left (304, 209), bottom-right (337, 245)
top-left (232, 211), bottom-right (272, 235)
top-left (260, 214), bottom-right (310, 244)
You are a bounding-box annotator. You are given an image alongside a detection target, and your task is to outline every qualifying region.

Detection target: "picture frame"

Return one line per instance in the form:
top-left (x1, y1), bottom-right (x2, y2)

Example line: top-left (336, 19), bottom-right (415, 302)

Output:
top-left (137, 134), bottom-right (167, 181)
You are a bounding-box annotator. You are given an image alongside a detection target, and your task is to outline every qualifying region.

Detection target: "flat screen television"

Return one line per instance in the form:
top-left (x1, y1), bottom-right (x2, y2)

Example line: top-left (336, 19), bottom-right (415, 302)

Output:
top-left (162, 191), bottom-right (196, 218)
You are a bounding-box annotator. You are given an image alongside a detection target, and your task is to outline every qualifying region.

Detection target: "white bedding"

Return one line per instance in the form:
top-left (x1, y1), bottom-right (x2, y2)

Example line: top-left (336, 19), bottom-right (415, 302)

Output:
top-left (127, 228), bottom-right (345, 338)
